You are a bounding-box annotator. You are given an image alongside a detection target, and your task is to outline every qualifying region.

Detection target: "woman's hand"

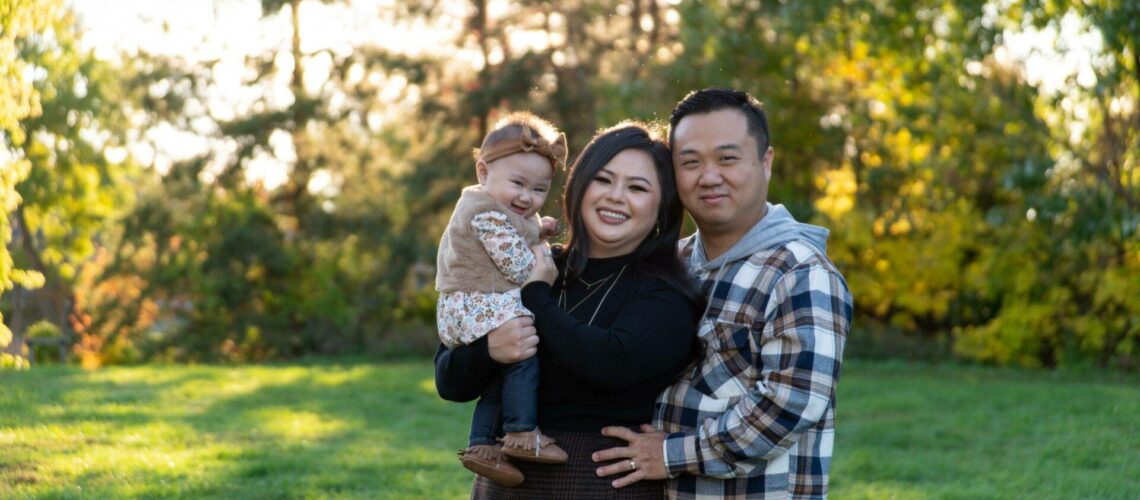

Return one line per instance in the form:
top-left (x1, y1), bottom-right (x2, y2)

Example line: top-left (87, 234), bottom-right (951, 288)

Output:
top-left (486, 316), bottom-right (539, 364)
top-left (526, 243), bottom-right (558, 286)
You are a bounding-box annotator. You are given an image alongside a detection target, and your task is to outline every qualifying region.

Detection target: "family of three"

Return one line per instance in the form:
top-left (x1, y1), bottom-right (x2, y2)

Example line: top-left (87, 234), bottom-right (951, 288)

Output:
top-left (433, 87), bottom-right (853, 499)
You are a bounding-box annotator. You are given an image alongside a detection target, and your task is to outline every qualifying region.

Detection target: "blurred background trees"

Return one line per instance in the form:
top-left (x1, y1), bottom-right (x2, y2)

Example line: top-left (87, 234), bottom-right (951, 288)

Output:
top-left (2, 0), bottom-right (1136, 369)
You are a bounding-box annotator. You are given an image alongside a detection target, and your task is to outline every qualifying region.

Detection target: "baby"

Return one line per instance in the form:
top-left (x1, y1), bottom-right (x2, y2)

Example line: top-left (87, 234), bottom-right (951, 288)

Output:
top-left (435, 112), bottom-right (568, 487)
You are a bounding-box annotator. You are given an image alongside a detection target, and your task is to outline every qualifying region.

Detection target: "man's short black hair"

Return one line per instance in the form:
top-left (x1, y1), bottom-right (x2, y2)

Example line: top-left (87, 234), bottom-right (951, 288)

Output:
top-left (669, 88), bottom-right (770, 155)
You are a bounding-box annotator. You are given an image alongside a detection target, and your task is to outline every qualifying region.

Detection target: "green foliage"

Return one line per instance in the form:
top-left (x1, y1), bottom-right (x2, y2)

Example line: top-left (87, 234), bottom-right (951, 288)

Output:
top-left (24, 319), bottom-right (60, 339)
top-left (1, 0), bottom-right (63, 370)
top-left (623, 0), bottom-right (1137, 370)
top-left (30, 0), bottom-right (1135, 369)
top-left (1, 0), bottom-right (136, 371)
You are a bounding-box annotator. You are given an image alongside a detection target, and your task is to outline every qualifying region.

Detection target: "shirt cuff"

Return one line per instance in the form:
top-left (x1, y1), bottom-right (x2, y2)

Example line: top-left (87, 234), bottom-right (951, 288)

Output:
top-left (664, 432), bottom-right (703, 476)
top-left (661, 438), bottom-right (676, 479)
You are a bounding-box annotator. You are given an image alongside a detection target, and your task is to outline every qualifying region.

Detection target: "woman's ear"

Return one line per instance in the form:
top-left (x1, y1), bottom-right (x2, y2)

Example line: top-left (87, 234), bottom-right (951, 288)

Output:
top-left (475, 160), bottom-right (489, 184)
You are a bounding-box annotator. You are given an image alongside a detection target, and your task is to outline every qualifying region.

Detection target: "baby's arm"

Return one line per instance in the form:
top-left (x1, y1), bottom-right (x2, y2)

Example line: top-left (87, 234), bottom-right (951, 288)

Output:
top-left (471, 211), bottom-right (537, 286)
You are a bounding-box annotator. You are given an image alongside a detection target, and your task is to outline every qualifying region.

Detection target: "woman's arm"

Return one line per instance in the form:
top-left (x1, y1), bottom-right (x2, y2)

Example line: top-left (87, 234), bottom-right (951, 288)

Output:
top-left (521, 279), bottom-right (695, 392)
top-left (434, 316), bottom-right (542, 402)
top-left (433, 337), bottom-right (496, 403)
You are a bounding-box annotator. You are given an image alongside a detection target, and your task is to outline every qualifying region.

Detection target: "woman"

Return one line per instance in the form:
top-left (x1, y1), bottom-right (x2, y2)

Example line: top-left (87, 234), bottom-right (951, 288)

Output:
top-left (435, 122), bottom-right (700, 498)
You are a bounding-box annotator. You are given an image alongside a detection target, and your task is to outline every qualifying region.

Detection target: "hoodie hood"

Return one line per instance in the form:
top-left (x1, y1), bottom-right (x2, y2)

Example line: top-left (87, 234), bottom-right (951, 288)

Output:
top-left (688, 203), bottom-right (830, 272)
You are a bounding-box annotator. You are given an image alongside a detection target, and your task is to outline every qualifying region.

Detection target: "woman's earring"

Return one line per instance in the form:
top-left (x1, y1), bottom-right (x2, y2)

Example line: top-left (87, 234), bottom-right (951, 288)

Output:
top-left (654, 223), bottom-right (661, 238)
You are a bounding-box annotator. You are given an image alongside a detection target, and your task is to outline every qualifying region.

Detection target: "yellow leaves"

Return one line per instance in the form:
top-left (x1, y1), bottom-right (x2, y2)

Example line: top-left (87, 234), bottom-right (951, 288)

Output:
top-left (837, 60), bottom-right (863, 82)
top-left (910, 179), bottom-right (927, 196)
top-left (860, 151), bottom-right (883, 168)
top-left (899, 90), bottom-right (915, 107)
top-left (877, 127), bottom-right (937, 171)
top-left (245, 263), bottom-right (265, 282)
top-left (1128, 246), bottom-right (1140, 268)
top-left (910, 142), bottom-right (933, 165)
top-left (10, 268), bottom-right (44, 288)
top-left (888, 218), bottom-right (912, 235)
top-left (885, 128), bottom-right (912, 167)
top-left (794, 35), bottom-right (810, 55)
top-left (813, 165), bottom-right (857, 219)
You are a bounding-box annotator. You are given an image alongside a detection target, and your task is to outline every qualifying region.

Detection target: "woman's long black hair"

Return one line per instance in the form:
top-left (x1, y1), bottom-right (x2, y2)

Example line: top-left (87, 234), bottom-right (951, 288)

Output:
top-left (557, 122), bottom-right (701, 305)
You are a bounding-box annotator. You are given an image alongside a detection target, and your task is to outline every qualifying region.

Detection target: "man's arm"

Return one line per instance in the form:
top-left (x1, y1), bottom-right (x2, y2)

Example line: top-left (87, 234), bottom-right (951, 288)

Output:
top-left (663, 264), bottom-right (851, 478)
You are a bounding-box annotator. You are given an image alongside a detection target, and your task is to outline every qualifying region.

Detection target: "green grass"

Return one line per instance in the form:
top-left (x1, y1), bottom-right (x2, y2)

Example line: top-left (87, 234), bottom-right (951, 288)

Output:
top-left (1, 360), bottom-right (1138, 499)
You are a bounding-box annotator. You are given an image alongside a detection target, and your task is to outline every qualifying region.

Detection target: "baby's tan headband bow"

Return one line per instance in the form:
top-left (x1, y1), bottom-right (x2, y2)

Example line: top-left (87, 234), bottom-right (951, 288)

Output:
top-left (477, 125), bottom-right (568, 170)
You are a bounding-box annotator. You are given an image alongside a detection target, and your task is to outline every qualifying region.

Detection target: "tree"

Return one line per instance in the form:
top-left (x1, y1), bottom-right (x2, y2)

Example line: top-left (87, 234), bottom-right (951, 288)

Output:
top-left (953, 0), bottom-right (1140, 369)
top-left (2, 0), bottom-right (136, 366)
top-left (1, 0), bottom-right (59, 367)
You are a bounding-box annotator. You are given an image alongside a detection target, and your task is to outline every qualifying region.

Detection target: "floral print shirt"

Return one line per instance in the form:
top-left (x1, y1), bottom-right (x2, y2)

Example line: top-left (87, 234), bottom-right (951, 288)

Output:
top-left (437, 210), bottom-right (536, 347)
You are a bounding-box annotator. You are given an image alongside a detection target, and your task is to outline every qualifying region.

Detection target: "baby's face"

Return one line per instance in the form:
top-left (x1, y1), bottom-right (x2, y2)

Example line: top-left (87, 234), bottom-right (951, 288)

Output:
top-left (478, 152), bottom-right (553, 219)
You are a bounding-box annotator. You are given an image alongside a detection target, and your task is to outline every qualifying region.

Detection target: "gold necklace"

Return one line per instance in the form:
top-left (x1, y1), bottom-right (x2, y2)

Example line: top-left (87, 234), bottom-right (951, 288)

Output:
top-left (559, 265), bottom-right (627, 325)
top-left (577, 273), bottom-right (613, 290)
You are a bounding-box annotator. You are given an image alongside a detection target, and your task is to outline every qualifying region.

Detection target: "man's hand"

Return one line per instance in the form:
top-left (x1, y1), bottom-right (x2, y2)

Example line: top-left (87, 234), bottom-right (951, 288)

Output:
top-left (592, 424), bottom-right (669, 488)
top-left (486, 316), bottom-right (538, 364)
top-left (525, 243), bottom-right (558, 286)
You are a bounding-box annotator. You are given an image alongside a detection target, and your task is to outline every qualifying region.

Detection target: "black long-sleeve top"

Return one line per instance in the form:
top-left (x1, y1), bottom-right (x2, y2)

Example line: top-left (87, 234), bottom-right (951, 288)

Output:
top-left (434, 252), bottom-right (697, 432)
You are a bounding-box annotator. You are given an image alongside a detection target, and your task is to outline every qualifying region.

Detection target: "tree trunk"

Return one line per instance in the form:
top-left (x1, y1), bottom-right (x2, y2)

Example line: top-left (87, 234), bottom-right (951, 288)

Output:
top-left (473, 0), bottom-right (490, 138)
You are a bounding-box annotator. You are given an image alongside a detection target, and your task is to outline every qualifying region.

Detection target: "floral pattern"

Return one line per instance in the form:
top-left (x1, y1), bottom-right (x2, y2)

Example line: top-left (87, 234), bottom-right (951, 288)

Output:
top-left (471, 211), bottom-right (535, 285)
top-left (437, 289), bottom-right (532, 348)
top-left (437, 210), bottom-right (537, 347)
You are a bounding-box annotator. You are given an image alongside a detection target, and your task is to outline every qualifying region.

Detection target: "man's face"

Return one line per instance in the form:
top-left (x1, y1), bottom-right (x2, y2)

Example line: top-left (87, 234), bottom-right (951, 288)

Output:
top-left (672, 108), bottom-right (773, 237)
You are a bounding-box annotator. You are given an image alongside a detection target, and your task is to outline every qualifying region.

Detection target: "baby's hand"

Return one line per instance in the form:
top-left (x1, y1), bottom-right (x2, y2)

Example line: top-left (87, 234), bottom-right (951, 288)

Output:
top-left (539, 216), bottom-right (561, 240)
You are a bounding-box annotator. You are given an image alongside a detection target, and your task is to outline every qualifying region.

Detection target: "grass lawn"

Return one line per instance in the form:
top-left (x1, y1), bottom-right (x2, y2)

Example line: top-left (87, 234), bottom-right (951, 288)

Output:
top-left (1, 360), bottom-right (1138, 499)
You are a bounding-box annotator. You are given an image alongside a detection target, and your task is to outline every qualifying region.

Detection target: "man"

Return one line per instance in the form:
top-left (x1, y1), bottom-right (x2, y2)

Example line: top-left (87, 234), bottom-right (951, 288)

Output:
top-left (593, 88), bottom-right (853, 498)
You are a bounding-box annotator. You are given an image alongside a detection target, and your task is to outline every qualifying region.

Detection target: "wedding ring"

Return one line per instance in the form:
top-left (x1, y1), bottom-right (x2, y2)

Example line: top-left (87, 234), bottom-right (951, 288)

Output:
top-left (543, 247), bottom-right (552, 257)
top-left (628, 459), bottom-right (637, 471)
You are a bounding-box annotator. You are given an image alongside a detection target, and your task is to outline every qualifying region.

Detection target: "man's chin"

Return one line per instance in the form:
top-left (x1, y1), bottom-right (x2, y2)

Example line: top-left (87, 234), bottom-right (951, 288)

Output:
top-left (689, 213), bottom-right (731, 228)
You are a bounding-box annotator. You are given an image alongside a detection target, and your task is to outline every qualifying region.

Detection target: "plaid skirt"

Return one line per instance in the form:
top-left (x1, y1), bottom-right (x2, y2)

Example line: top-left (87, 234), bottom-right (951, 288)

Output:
top-left (470, 429), bottom-right (664, 500)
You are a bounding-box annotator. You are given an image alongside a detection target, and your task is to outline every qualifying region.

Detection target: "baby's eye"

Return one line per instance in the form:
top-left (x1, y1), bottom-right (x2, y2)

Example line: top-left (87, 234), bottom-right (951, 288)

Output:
top-left (512, 180), bottom-right (524, 186)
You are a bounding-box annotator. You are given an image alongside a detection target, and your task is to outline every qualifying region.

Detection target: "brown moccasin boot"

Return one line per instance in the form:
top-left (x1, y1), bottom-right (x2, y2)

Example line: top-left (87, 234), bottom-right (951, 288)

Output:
top-left (459, 445), bottom-right (524, 487)
top-left (499, 429), bottom-right (569, 464)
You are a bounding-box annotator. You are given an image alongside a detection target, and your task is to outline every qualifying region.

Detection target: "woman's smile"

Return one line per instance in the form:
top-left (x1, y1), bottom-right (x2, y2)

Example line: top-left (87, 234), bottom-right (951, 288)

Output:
top-left (582, 149), bottom-right (661, 258)
top-left (596, 208), bottom-right (630, 223)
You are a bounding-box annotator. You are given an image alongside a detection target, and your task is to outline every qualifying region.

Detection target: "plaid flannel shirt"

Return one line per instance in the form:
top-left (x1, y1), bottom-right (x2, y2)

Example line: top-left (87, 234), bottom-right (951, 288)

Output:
top-left (654, 233), bottom-right (852, 499)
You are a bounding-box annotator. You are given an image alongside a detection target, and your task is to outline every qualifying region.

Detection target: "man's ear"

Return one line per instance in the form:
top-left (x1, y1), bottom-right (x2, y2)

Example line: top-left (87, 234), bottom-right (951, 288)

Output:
top-left (761, 147), bottom-right (774, 177)
top-left (475, 160), bottom-right (489, 184)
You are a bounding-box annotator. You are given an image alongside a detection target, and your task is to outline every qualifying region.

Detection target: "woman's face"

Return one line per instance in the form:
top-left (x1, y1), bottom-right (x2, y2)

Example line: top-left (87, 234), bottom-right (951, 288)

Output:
top-left (580, 149), bottom-right (662, 258)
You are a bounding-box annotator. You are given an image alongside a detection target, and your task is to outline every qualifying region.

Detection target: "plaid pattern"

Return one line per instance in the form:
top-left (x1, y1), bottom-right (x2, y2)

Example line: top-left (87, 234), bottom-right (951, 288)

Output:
top-left (471, 429), bottom-right (665, 499)
top-left (654, 235), bottom-right (852, 499)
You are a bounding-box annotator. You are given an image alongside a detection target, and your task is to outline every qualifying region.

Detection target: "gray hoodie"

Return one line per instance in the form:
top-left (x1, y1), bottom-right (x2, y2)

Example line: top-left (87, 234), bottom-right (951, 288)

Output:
top-left (687, 202), bottom-right (830, 273)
